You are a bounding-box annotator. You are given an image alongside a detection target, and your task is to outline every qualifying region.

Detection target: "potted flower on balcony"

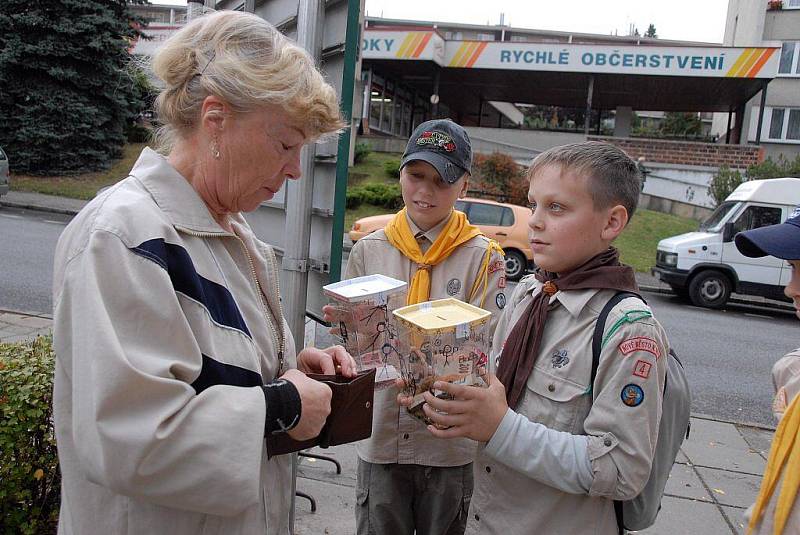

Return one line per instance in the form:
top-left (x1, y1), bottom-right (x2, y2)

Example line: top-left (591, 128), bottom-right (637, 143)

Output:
top-left (767, 0), bottom-right (783, 10)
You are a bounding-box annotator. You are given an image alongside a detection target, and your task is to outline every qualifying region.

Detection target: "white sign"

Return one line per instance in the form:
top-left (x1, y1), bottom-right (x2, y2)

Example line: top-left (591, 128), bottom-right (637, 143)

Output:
top-left (362, 29), bottom-right (779, 79)
top-left (446, 42), bottom-right (778, 78)
top-left (362, 30), bottom-right (445, 65)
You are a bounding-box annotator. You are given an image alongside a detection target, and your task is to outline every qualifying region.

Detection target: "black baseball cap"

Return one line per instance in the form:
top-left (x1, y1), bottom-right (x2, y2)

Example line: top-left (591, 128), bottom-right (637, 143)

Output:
top-left (400, 119), bottom-right (472, 184)
top-left (735, 204), bottom-right (800, 259)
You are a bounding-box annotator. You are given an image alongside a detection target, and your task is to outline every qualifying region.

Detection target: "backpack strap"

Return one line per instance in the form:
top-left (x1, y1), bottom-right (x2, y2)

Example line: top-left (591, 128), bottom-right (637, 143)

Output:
top-left (591, 291), bottom-right (645, 535)
top-left (590, 291), bottom-right (644, 386)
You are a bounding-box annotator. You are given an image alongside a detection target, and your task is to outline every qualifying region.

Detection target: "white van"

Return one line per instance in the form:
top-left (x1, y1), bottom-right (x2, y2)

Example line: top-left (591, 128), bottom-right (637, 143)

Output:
top-left (652, 177), bottom-right (800, 309)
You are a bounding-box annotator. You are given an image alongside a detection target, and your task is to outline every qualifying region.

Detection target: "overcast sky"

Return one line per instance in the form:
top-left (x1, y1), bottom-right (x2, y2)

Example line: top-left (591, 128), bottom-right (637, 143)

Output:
top-left (157, 0), bottom-right (730, 43)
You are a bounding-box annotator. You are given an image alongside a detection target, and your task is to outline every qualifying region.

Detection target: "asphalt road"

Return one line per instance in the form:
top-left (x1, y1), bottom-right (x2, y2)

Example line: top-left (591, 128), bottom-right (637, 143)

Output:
top-left (2, 206), bottom-right (796, 427)
top-left (0, 206), bottom-right (70, 315)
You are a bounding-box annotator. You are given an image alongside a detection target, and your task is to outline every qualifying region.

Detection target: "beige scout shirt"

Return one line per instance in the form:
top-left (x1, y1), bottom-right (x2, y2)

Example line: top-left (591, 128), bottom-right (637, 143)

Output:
top-left (345, 213), bottom-right (506, 466)
top-left (467, 275), bottom-right (668, 535)
top-left (744, 347), bottom-right (800, 534)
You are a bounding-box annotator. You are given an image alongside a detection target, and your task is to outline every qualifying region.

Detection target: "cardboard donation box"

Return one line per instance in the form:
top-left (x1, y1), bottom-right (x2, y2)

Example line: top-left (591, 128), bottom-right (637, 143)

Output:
top-left (323, 274), bottom-right (408, 389)
top-left (392, 298), bottom-right (491, 426)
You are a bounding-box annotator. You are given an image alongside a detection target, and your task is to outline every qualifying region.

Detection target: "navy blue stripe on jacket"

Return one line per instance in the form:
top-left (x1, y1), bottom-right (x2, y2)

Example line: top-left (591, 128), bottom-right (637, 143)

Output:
top-left (130, 238), bottom-right (251, 337)
top-left (192, 354), bottom-right (263, 394)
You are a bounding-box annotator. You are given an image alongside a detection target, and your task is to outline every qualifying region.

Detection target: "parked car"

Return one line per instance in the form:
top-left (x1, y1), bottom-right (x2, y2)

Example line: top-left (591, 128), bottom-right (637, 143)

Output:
top-left (652, 177), bottom-right (800, 309)
top-left (349, 197), bottom-right (534, 280)
top-left (0, 146), bottom-right (9, 197)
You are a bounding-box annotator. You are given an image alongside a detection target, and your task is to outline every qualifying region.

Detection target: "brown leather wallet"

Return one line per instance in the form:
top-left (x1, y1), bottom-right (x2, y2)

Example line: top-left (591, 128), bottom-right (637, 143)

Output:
top-left (266, 368), bottom-right (376, 458)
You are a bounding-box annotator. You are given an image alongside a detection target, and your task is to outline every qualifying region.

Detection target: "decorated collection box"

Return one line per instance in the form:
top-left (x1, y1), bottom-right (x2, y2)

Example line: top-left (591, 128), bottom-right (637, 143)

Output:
top-left (323, 274), bottom-right (408, 389)
top-left (392, 298), bottom-right (491, 425)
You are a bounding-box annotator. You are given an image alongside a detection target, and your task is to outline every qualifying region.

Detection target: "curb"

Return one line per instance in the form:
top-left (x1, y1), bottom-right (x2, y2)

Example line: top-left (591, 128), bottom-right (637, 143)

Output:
top-left (0, 198), bottom-right (81, 216)
top-left (0, 308), bottom-right (54, 319)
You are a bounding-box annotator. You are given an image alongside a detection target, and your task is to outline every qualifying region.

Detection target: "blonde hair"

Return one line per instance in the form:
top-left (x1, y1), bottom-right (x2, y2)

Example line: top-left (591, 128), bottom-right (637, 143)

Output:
top-left (151, 10), bottom-right (344, 151)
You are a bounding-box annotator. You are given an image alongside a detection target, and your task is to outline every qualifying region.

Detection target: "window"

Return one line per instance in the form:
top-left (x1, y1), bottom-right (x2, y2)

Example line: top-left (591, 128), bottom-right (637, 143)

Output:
top-left (732, 205), bottom-right (782, 235)
top-left (786, 0), bottom-right (800, 8)
top-left (466, 203), bottom-right (511, 226)
top-left (778, 42), bottom-right (800, 75)
top-left (750, 106), bottom-right (800, 143)
top-left (477, 33), bottom-right (495, 41)
top-left (510, 35), bottom-right (529, 42)
top-left (454, 200), bottom-right (468, 213)
top-left (788, 109), bottom-right (800, 140)
top-left (770, 108), bottom-right (785, 139)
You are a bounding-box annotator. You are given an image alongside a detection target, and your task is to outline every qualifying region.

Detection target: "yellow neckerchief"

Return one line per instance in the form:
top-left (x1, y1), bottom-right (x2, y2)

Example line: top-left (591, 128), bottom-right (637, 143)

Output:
top-left (384, 207), bottom-right (504, 306)
top-left (748, 392), bottom-right (800, 535)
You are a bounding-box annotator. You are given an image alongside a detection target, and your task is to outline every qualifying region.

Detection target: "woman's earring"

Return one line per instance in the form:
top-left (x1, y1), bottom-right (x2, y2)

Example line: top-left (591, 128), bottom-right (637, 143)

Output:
top-left (210, 138), bottom-right (221, 160)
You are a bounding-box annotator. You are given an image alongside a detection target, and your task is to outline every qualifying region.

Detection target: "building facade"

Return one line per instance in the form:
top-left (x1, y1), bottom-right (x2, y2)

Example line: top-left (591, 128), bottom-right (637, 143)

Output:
top-left (712, 0), bottom-right (800, 159)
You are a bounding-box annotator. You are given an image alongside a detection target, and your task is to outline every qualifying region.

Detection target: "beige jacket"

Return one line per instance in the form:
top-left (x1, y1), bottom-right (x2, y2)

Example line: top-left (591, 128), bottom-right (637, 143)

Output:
top-left (467, 275), bottom-right (668, 535)
top-left (345, 215), bottom-right (506, 466)
top-left (53, 148), bottom-right (297, 535)
top-left (745, 348), bottom-right (800, 535)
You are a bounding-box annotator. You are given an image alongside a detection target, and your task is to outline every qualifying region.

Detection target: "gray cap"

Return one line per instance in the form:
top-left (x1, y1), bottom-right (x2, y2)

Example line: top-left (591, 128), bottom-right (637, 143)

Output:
top-left (400, 119), bottom-right (472, 184)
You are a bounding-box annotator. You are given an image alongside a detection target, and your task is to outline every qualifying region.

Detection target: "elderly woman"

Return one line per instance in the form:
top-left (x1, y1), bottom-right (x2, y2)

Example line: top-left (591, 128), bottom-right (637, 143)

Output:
top-left (52, 11), bottom-right (355, 535)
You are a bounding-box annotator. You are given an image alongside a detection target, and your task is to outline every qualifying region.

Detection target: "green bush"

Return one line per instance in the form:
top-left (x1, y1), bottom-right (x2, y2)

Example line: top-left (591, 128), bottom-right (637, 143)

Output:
top-left (709, 166), bottom-right (744, 207)
top-left (0, 335), bottom-right (60, 534)
top-left (353, 142), bottom-right (372, 164)
top-left (383, 159), bottom-right (401, 179)
top-left (746, 155), bottom-right (800, 180)
top-left (346, 182), bottom-right (402, 209)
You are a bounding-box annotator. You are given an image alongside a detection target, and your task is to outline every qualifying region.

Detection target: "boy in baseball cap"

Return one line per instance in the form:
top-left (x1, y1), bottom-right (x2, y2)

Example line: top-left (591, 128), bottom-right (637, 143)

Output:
top-left (325, 119), bottom-right (505, 534)
top-left (736, 207), bottom-right (800, 535)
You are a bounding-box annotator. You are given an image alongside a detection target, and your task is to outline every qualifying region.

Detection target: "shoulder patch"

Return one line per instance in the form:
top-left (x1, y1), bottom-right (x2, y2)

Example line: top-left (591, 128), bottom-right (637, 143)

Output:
top-left (619, 337), bottom-right (661, 359)
top-left (489, 259), bottom-right (504, 273)
top-left (621, 384), bottom-right (645, 407)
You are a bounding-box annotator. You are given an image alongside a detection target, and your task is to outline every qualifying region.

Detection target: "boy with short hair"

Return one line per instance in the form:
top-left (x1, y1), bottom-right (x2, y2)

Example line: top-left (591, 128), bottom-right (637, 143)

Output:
top-left (337, 119), bottom-right (506, 535)
top-left (415, 141), bottom-right (669, 534)
top-left (735, 211), bottom-right (800, 534)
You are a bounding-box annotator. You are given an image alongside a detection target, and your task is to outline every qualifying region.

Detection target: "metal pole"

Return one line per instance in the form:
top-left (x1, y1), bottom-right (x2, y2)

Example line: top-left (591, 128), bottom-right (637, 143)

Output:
top-left (755, 81), bottom-right (769, 145)
top-left (584, 75), bottom-right (594, 137)
top-left (725, 108), bottom-right (732, 144)
top-left (283, 1), bottom-right (324, 530)
top-left (329, 0), bottom-right (363, 282)
top-left (432, 69), bottom-right (440, 118)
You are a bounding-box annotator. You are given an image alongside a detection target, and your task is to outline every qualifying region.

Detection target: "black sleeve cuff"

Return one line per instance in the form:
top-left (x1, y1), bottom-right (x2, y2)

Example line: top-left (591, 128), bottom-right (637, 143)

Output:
top-left (262, 379), bottom-right (302, 436)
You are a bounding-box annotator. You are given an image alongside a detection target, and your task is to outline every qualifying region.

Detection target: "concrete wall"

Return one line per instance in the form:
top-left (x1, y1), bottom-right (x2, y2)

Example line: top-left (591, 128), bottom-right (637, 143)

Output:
top-left (641, 163), bottom-right (716, 209)
top-left (763, 8), bottom-right (800, 40)
top-left (639, 193), bottom-right (713, 221)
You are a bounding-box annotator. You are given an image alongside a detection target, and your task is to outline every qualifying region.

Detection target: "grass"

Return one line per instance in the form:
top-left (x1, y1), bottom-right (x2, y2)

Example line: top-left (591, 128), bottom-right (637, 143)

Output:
top-left (349, 151), bottom-right (403, 186)
top-left (617, 209), bottom-right (698, 272)
top-left (11, 143), bottom-right (147, 200)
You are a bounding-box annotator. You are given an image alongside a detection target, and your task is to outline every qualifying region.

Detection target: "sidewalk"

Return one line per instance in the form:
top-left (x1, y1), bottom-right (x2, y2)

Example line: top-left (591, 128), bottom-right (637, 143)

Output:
top-left (294, 415), bottom-right (772, 535)
top-left (0, 190), bottom-right (87, 215)
top-left (1, 309), bottom-right (775, 534)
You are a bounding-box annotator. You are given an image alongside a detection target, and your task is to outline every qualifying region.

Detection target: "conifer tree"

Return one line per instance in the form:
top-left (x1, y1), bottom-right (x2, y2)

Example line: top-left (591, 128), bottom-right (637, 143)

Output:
top-left (0, 0), bottom-right (148, 175)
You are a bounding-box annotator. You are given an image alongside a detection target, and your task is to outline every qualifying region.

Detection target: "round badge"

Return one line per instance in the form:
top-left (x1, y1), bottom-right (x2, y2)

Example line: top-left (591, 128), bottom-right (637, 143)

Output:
top-left (620, 384), bottom-right (645, 407)
top-left (447, 278), bottom-right (461, 296)
top-left (496, 292), bottom-right (506, 309)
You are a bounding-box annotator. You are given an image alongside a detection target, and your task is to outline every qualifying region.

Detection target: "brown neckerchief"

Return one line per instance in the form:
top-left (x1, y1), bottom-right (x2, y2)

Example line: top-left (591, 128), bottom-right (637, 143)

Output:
top-left (496, 247), bottom-right (639, 409)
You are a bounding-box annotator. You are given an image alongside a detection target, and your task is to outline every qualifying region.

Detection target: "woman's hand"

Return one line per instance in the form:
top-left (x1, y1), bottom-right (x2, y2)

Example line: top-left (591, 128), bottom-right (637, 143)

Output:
top-left (297, 345), bottom-right (358, 377)
top-left (281, 369), bottom-right (332, 441)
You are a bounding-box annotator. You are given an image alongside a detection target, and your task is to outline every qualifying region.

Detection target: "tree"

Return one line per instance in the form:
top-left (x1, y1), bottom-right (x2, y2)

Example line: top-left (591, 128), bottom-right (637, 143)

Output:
top-left (661, 112), bottom-right (702, 137)
top-left (0, 0), bottom-right (149, 175)
top-left (645, 24), bottom-right (657, 38)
